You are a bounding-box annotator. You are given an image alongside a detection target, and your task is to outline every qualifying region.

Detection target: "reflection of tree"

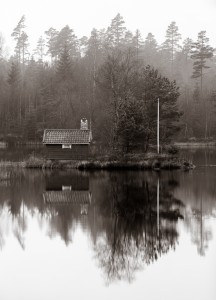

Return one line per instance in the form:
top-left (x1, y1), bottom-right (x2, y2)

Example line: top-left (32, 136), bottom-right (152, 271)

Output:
top-left (0, 208), bottom-right (6, 250)
top-left (93, 173), bottom-right (185, 283)
top-left (43, 170), bottom-right (92, 244)
top-left (45, 206), bottom-right (75, 245)
top-left (0, 167), bottom-right (214, 273)
top-left (175, 155), bottom-right (216, 255)
top-left (189, 196), bottom-right (212, 256)
top-left (13, 201), bottom-right (27, 249)
top-left (0, 169), bottom-right (92, 248)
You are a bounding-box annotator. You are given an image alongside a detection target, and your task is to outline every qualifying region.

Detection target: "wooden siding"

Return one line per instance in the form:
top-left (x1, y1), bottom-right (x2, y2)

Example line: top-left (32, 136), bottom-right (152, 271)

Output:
top-left (45, 144), bottom-right (89, 160)
top-left (45, 173), bottom-right (89, 190)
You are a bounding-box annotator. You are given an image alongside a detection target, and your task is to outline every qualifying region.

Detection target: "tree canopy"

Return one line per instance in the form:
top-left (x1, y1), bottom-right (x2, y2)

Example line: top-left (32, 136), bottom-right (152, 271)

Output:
top-left (0, 13), bottom-right (215, 147)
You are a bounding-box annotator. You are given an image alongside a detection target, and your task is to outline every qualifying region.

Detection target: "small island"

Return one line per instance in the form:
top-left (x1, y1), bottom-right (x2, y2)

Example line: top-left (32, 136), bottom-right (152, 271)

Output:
top-left (16, 145), bottom-right (193, 171)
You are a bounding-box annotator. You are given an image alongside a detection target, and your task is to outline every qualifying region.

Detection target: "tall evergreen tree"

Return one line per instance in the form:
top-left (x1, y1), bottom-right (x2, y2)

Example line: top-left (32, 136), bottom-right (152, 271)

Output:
top-left (19, 31), bottom-right (29, 66)
top-left (56, 44), bottom-right (72, 81)
top-left (143, 33), bottom-right (158, 67)
top-left (85, 28), bottom-right (102, 116)
top-left (11, 15), bottom-right (26, 64)
top-left (135, 66), bottom-right (181, 144)
top-left (106, 13), bottom-right (126, 49)
top-left (190, 31), bottom-right (214, 138)
top-left (56, 25), bottom-right (79, 58)
top-left (124, 30), bottom-right (133, 48)
top-left (132, 29), bottom-right (144, 60)
top-left (7, 61), bottom-right (21, 128)
top-left (182, 38), bottom-right (193, 61)
top-left (45, 27), bottom-right (59, 61)
top-left (190, 31), bottom-right (214, 93)
top-left (117, 94), bottom-right (147, 152)
top-left (7, 61), bottom-right (20, 86)
top-left (162, 21), bottom-right (181, 77)
top-left (34, 36), bottom-right (46, 62)
top-left (55, 44), bottom-right (78, 126)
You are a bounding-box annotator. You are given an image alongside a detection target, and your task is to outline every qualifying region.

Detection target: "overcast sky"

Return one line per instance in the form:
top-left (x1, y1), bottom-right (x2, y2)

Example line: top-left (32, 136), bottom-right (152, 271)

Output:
top-left (1, 0), bottom-right (215, 55)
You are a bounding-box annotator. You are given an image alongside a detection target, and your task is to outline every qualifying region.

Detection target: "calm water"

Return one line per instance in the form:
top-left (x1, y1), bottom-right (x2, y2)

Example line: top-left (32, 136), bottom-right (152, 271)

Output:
top-left (0, 148), bottom-right (215, 300)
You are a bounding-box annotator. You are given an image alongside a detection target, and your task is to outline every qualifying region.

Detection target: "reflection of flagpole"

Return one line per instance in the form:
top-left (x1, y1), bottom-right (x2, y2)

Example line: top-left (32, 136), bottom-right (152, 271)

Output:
top-left (157, 98), bottom-right (160, 154)
top-left (200, 194), bottom-right (203, 254)
top-left (157, 177), bottom-right (160, 237)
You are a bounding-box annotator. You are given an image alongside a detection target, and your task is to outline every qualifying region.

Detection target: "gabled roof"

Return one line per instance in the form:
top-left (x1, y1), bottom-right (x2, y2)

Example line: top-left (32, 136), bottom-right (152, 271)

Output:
top-left (43, 129), bottom-right (92, 145)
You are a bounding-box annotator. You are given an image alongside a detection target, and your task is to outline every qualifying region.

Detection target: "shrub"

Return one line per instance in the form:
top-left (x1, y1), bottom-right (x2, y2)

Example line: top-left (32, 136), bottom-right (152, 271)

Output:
top-left (152, 159), bottom-right (161, 169)
top-left (25, 155), bottom-right (45, 168)
top-left (166, 144), bottom-right (179, 155)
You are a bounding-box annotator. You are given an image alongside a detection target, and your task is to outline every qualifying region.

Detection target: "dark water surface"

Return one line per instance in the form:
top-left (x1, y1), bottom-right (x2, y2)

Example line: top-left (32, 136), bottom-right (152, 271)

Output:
top-left (0, 148), bottom-right (215, 300)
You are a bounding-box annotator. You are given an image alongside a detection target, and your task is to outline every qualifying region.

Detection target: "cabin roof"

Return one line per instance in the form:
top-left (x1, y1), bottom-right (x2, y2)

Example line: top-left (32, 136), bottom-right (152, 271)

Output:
top-left (43, 129), bottom-right (91, 145)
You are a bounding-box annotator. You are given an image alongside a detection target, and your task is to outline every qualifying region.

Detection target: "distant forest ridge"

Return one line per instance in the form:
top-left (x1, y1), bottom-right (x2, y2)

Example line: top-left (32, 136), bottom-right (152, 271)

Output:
top-left (0, 14), bottom-right (215, 152)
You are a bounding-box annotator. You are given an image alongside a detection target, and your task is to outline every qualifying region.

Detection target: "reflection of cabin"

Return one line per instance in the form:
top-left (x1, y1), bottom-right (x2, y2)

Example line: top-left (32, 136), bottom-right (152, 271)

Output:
top-left (43, 190), bottom-right (91, 215)
top-left (43, 172), bottom-right (91, 215)
top-left (43, 118), bottom-right (92, 160)
top-left (45, 172), bottom-right (89, 191)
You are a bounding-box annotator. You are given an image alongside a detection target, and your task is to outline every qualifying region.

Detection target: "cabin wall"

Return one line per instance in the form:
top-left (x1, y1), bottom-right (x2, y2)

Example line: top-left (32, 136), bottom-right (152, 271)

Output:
top-left (45, 173), bottom-right (89, 190)
top-left (45, 144), bottom-right (89, 160)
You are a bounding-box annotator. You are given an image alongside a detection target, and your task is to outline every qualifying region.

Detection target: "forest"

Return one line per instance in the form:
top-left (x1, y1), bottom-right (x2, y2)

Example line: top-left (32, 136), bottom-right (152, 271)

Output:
top-left (0, 14), bottom-right (215, 152)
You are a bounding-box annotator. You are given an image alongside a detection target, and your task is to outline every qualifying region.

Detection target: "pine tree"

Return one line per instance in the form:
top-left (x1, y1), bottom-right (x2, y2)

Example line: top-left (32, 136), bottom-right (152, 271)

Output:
top-left (124, 30), bottom-right (133, 47)
top-left (117, 95), bottom-right (147, 152)
top-left (19, 31), bottom-right (29, 66)
top-left (56, 25), bottom-right (79, 58)
top-left (34, 36), bottom-right (46, 62)
top-left (7, 61), bottom-right (21, 128)
top-left (106, 13), bottom-right (126, 48)
top-left (45, 27), bottom-right (59, 61)
top-left (183, 38), bottom-right (193, 61)
top-left (86, 28), bottom-right (102, 116)
top-left (56, 44), bottom-right (72, 81)
top-left (7, 61), bottom-right (20, 86)
top-left (190, 31), bottom-right (214, 139)
top-left (11, 15), bottom-right (26, 64)
top-left (190, 31), bottom-right (214, 93)
top-left (143, 33), bottom-right (158, 66)
top-left (162, 21), bottom-right (181, 77)
top-left (135, 66), bottom-right (181, 144)
top-left (55, 44), bottom-right (77, 126)
top-left (132, 29), bottom-right (144, 60)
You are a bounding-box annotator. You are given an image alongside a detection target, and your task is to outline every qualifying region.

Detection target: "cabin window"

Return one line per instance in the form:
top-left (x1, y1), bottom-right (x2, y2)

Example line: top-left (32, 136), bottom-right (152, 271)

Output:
top-left (62, 186), bottom-right (72, 191)
top-left (62, 144), bottom-right (71, 149)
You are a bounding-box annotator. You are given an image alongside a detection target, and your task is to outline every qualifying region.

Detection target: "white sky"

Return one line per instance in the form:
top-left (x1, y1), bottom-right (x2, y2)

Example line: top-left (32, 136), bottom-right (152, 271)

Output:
top-left (0, 0), bottom-right (216, 56)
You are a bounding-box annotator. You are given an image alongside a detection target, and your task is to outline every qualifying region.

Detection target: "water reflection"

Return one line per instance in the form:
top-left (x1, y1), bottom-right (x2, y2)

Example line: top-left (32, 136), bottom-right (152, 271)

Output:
top-left (184, 195), bottom-right (213, 256)
top-left (0, 168), bottom-right (215, 283)
top-left (93, 173), bottom-right (185, 282)
top-left (43, 171), bottom-right (92, 244)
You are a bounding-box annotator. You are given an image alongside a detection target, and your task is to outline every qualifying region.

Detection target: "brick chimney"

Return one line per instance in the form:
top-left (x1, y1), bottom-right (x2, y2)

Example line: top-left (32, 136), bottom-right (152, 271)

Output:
top-left (80, 118), bottom-right (88, 130)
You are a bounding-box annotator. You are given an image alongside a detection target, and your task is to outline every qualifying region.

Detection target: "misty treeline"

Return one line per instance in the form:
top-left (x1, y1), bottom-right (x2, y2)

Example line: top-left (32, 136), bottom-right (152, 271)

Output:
top-left (0, 14), bottom-right (215, 152)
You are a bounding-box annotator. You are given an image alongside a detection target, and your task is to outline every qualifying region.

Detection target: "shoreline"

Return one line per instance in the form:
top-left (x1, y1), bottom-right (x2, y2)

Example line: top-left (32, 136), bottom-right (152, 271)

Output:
top-left (0, 154), bottom-right (195, 171)
top-left (174, 142), bottom-right (216, 148)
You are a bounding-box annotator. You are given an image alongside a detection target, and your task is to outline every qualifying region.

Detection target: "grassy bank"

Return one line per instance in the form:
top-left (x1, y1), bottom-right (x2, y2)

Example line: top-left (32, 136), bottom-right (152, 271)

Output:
top-left (0, 153), bottom-right (194, 171)
top-left (174, 141), bottom-right (216, 148)
top-left (77, 155), bottom-right (194, 171)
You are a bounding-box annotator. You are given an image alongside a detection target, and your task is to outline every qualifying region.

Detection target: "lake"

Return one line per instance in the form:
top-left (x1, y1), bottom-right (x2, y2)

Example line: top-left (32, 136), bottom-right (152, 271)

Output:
top-left (0, 147), bottom-right (215, 300)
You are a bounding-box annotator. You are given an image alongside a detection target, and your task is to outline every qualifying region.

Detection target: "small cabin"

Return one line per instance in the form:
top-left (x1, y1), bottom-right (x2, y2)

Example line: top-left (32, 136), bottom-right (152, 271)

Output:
top-left (43, 118), bottom-right (92, 160)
